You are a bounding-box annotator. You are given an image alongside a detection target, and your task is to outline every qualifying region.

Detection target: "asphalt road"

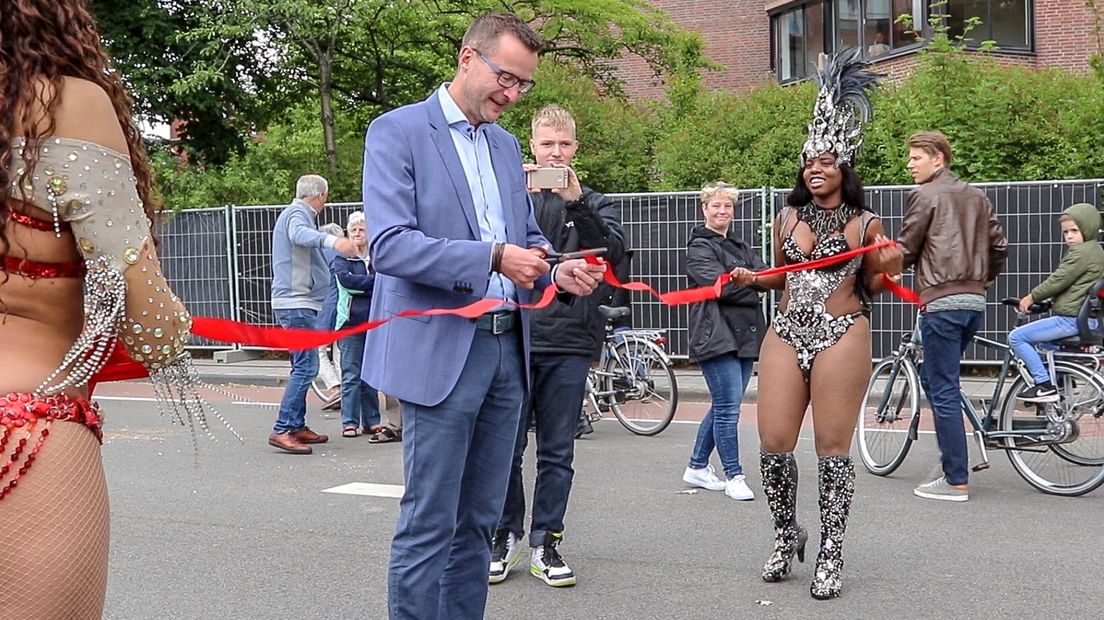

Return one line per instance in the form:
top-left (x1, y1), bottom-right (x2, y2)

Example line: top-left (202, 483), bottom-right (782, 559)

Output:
top-left (94, 383), bottom-right (1104, 620)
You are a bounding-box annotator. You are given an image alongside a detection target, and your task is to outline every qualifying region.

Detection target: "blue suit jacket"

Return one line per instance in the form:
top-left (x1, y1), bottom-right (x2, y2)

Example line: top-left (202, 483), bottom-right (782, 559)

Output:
top-left (362, 91), bottom-right (552, 406)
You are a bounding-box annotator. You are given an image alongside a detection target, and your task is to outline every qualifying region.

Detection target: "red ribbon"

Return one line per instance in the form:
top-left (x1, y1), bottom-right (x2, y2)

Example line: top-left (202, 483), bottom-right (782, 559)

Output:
top-left (91, 240), bottom-right (920, 388)
top-left (190, 285), bottom-right (560, 350)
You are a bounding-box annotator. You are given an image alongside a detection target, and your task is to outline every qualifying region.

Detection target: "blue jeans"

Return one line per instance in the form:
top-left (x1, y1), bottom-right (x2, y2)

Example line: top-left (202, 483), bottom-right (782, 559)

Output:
top-left (388, 329), bottom-right (524, 620)
top-left (688, 354), bottom-right (754, 479)
top-left (338, 333), bottom-right (380, 430)
top-left (273, 308), bottom-right (319, 434)
top-left (499, 353), bottom-right (591, 547)
top-left (1008, 315), bottom-right (1095, 386)
top-left (920, 310), bottom-right (982, 486)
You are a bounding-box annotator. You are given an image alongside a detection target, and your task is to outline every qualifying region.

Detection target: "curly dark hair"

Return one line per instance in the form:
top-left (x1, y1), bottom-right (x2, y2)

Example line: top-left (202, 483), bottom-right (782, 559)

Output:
top-left (0, 0), bottom-right (159, 285)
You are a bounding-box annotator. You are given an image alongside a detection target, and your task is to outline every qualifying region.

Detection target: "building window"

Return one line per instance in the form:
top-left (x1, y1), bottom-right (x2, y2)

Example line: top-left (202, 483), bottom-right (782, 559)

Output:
top-left (775, 1), bottom-right (826, 82)
top-left (865, 0), bottom-right (926, 56)
top-left (770, 0), bottom-right (1033, 82)
top-left (945, 0), bottom-right (1032, 50)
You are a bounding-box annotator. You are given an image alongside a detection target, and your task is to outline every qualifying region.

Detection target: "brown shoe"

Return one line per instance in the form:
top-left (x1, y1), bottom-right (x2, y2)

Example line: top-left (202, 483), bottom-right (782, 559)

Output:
top-left (291, 426), bottom-right (329, 444)
top-left (269, 432), bottom-right (312, 454)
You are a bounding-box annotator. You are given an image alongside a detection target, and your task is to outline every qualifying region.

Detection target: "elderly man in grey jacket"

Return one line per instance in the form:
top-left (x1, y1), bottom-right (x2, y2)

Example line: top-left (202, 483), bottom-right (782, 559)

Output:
top-left (269, 174), bottom-right (357, 454)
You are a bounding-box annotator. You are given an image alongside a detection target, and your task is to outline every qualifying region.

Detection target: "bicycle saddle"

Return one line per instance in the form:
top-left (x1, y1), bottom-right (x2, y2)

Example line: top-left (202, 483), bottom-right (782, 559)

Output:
top-left (598, 305), bottom-right (631, 321)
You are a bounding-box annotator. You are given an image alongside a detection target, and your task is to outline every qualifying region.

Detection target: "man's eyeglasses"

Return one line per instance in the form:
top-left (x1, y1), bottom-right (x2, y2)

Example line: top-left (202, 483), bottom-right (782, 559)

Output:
top-left (473, 50), bottom-right (536, 94)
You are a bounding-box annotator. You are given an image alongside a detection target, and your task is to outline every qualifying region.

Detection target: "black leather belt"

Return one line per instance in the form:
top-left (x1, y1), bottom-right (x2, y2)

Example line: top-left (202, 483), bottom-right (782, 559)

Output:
top-left (473, 311), bottom-right (517, 335)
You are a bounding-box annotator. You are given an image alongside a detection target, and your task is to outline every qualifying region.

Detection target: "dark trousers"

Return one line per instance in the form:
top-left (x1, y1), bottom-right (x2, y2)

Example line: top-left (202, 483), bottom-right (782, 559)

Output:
top-left (387, 329), bottom-right (524, 620)
top-left (920, 310), bottom-right (982, 486)
top-left (499, 353), bottom-right (591, 547)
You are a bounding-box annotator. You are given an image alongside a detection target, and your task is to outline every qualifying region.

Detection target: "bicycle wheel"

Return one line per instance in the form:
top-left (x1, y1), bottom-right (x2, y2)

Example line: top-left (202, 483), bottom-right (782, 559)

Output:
top-left (603, 340), bottom-right (678, 436)
top-left (857, 357), bottom-right (921, 476)
top-left (998, 362), bottom-right (1104, 496)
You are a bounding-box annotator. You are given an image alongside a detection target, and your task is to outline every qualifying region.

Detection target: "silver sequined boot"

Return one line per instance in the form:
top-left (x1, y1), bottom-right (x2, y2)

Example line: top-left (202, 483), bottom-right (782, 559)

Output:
top-left (811, 454), bottom-right (855, 600)
top-left (760, 451), bottom-right (808, 582)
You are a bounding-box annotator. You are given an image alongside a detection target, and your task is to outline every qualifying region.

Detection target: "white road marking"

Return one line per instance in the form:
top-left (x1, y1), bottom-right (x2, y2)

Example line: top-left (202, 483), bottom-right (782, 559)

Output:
top-left (322, 482), bottom-right (405, 498)
top-left (94, 395), bottom-right (279, 407)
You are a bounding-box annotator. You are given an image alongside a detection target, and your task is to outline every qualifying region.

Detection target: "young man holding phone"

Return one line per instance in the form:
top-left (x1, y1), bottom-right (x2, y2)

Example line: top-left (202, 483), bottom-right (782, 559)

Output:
top-left (490, 104), bottom-right (626, 587)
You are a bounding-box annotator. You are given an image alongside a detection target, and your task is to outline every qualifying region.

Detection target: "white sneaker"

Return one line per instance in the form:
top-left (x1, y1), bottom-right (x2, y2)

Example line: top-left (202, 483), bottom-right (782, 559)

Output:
top-left (488, 530), bottom-right (522, 584)
top-left (724, 475), bottom-right (755, 501)
top-left (530, 542), bottom-right (576, 587)
top-left (683, 464), bottom-right (726, 491)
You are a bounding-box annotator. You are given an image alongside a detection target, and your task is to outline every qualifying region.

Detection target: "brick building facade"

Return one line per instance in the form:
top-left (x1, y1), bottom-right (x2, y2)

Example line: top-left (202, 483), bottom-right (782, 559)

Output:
top-left (616, 0), bottom-right (1100, 99)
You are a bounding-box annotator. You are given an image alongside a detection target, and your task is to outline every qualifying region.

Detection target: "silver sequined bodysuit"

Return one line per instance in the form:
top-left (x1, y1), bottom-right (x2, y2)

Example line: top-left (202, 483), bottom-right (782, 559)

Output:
top-left (772, 204), bottom-right (865, 374)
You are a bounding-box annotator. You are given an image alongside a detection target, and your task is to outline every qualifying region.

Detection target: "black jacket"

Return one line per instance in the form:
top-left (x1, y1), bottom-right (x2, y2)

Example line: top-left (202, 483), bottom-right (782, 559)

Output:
top-left (530, 186), bottom-right (626, 356)
top-left (686, 225), bottom-right (767, 362)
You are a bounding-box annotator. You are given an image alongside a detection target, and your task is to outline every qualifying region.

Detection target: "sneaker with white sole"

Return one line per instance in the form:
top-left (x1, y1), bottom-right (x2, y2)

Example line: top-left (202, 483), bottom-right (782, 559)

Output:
top-left (488, 529), bottom-right (522, 584)
top-left (683, 464), bottom-right (726, 491)
top-left (724, 474), bottom-right (755, 500)
top-left (913, 477), bottom-right (969, 502)
top-left (530, 539), bottom-right (576, 587)
top-left (1018, 383), bottom-right (1059, 403)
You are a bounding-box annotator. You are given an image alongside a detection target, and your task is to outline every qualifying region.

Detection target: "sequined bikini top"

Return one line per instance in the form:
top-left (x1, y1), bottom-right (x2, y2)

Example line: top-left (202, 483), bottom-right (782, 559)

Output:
top-left (781, 203), bottom-right (862, 272)
top-left (3, 204), bottom-right (86, 278)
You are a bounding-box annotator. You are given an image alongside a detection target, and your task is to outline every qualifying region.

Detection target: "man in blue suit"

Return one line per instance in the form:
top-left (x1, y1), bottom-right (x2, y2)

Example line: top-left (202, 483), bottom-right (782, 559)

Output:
top-left (361, 12), bottom-right (607, 620)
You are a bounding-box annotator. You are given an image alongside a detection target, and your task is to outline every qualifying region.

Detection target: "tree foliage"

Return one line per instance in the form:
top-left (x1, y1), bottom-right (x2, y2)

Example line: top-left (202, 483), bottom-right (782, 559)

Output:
top-left (91, 0), bottom-right (273, 165)
top-left (166, 0), bottom-right (706, 179)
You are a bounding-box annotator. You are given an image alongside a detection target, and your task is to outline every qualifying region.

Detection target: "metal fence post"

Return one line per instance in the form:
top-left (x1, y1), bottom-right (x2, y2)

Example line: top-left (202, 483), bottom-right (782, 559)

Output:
top-left (226, 204), bottom-right (241, 351)
top-left (759, 187), bottom-right (774, 321)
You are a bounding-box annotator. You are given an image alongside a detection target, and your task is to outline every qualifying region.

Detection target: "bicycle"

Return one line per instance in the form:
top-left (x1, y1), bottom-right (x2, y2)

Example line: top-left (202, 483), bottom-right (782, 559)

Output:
top-left (311, 343), bottom-right (342, 408)
top-left (857, 298), bottom-right (1104, 496)
top-left (580, 305), bottom-right (679, 436)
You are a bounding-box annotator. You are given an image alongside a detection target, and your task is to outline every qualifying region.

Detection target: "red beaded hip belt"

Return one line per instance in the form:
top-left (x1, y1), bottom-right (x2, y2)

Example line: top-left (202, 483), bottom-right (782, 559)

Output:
top-left (0, 392), bottom-right (103, 501)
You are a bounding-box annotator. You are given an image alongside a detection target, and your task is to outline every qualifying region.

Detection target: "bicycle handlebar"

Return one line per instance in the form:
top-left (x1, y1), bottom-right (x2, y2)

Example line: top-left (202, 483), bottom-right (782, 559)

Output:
top-left (1000, 297), bottom-right (1052, 315)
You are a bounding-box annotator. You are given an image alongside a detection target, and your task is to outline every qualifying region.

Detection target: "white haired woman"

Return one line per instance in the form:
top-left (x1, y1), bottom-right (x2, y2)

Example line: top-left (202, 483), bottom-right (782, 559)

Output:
top-left (322, 211), bottom-right (380, 436)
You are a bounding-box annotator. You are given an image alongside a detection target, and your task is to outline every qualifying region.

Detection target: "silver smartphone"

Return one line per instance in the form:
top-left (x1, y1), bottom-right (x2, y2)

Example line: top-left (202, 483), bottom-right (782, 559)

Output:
top-left (526, 167), bottom-right (569, 190)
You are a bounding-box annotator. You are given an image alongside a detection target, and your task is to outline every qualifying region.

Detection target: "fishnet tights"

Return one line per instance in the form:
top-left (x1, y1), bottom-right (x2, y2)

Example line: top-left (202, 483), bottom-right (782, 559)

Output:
top-left (0, 421), bottom-right (109, 620)
top-left (758, 318), bottom-right (872, 456)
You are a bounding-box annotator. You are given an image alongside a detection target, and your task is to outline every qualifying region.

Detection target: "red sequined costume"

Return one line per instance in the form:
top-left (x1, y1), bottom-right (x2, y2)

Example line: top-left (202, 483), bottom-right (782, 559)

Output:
top-left (1, 137), bottom-right (215, 620)
top-left (0, 203), bottom-right (102, 488)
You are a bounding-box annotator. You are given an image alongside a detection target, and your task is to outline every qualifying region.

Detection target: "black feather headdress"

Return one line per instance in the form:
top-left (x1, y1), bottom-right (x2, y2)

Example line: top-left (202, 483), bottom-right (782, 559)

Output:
top-left (802, 48), bottom-right (883, 166)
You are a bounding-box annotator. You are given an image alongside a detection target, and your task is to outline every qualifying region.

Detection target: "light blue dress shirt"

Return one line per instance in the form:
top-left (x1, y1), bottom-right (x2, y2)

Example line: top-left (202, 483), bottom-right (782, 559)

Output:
top-left (436, 85), bottom-right (516, 305)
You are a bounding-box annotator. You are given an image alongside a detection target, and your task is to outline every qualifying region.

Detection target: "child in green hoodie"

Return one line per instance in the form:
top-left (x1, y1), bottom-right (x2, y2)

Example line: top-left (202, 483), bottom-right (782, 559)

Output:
top-left (1009, 202), bottom-right (1104, 402)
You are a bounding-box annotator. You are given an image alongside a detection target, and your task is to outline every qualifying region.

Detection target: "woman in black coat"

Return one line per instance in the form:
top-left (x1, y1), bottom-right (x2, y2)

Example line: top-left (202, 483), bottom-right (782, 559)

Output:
top-left (681, 182), bottom-right (767, 501)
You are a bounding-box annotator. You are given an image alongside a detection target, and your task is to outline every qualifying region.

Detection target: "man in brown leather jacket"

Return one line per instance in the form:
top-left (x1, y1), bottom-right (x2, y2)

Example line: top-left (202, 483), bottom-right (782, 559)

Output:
top-left (897, 130), bottom-right (1008, 502)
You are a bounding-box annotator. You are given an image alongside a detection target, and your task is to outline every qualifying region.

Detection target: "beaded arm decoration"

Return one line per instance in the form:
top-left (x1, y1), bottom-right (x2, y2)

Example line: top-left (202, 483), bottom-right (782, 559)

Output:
top-left (9, 137), bottom-right (238, 443)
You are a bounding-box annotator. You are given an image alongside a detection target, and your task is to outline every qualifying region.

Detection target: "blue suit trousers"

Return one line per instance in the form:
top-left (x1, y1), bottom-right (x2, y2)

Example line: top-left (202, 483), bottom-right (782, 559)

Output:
top-left (388, 328), bottom-right (525, 620)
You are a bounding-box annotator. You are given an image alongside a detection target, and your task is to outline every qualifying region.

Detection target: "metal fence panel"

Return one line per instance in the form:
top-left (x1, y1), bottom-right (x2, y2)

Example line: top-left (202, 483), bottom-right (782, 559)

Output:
top-left (158, 207), bottom-right (234, 348)
top-left (230, 202), bottom-right (362, 339)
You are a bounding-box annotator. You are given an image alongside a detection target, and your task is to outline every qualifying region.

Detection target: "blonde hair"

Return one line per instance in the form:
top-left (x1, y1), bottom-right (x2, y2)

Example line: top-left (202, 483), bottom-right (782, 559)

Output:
top-left (700, 181), bottom-right (739, 206)
top-left (531, 104), bottom-right (576, 138)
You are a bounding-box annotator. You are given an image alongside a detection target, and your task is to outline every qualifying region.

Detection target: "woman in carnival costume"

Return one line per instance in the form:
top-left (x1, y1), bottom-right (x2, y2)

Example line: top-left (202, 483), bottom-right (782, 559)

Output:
top-left (732, 50), bottom-right (903, 600)
top-left (0, 1), bottom-right (219, 617)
